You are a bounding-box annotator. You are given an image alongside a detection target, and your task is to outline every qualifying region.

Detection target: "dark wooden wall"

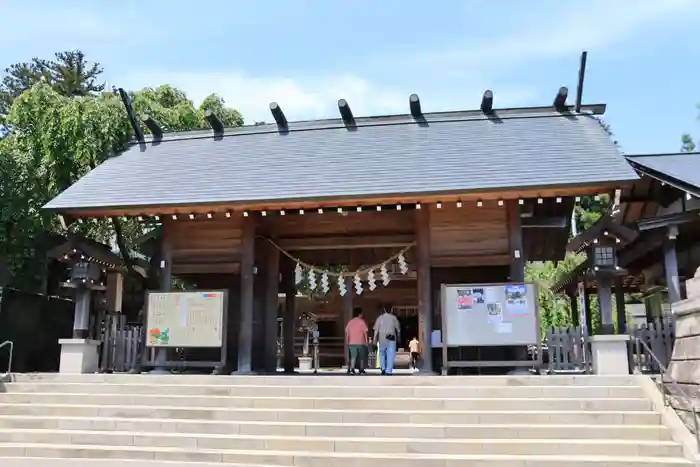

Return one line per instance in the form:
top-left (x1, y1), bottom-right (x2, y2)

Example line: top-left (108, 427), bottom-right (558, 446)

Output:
top-left (429, 205), bottom-right (509, 267)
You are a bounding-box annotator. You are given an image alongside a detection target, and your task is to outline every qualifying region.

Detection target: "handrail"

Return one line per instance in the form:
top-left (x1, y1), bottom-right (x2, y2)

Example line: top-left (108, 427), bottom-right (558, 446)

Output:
top-left (0, 340), bottom-right (13, 376)
top-left (635, 336), bottom-right (700, 452)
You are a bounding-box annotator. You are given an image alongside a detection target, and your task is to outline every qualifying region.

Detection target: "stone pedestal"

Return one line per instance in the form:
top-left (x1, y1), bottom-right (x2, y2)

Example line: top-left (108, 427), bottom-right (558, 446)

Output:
top-left (298, 356), bottom-right (313, 372)
top-left (58, 339), bottom-right (101, 374)
top-left (590, 334), bottom-right (630, 375)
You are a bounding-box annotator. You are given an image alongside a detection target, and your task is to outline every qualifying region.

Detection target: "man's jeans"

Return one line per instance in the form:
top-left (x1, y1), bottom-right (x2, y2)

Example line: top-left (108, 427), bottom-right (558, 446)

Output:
top-left (379, 340), bottom-right (397, 374)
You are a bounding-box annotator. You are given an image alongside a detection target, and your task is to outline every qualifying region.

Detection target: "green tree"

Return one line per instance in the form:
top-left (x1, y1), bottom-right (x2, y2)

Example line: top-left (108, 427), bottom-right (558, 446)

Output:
top-left (131, 86), bottom-right (243, 131)
top-left (525, 253), bottom-right (585, 335)
top-left (681, 134), bottom-right (696, 152)
top-left (199, 93), bottom-right (244, 127)
top-left (0, 50), bottom-right (104, 122)
top-left (0, 77), bottom-right (243, 291)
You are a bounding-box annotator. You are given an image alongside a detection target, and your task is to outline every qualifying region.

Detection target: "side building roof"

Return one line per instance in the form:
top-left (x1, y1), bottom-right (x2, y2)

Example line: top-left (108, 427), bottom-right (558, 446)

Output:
top-left (624, 152), bottom-right (700, 199)
top-left (44, 103), bottom-right (638, 214)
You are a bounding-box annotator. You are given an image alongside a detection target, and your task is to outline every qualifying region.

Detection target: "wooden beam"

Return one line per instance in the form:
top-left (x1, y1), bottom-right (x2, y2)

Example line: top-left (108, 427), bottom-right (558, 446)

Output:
top-left (583, 290), bottom-right (592, 333)
top-left (507, 200), bottom-right (525, 280)
top-left (236, 216), bottom-right (256, 373)
top-left (637, 211), bottom-right (699, 231)
top-left (481, 90), bottom-right (493, 113)
top-left (151, 229), bottom-right (173, 371)
top-left (264, 242), bottom-right (280, 373)
top-left (430, 254), bottom-right (510, 268)
top-left (276, 234), bottom-right (414, 251)
top-left (664, 234), bottom-right (681, 303)
top-left (409, 94), bottom-right (422, 117)
top-left (141, 114), bottom-right (164, 138)
top-left (57, 183), bottom-right (632, 218)
top-left (269, 102), bottom-right (288, 129)
top-left (521, 216), bottom-right (568, 228)
top-left (415, 208), bottom-right (433, 374)
top-left (172, 263), bottom-right (239, 275)
top-left (614, 276), bottom-right (626, 333)
top-left (569, 291), bottom-right (579, 327)
top-left (338, 99), bottom-right (355, 126)
top-left (204, 110), bottom-right (225, 134)
top-left (281, 258), bottom-right (296, 374)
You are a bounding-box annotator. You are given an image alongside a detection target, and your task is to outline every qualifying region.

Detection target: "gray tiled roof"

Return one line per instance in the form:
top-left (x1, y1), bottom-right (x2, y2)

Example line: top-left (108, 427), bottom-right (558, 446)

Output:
top-left (44, 105), bottom-right (638, 212)
top-left (625, 153), bottom-right (700, 196)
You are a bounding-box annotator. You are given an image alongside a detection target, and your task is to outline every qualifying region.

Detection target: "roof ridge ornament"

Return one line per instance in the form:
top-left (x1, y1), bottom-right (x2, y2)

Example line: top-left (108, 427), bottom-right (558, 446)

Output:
top-left (204, 110), bottom-right (224, 135)
top-left (269, 102), bottom-right (288, 131)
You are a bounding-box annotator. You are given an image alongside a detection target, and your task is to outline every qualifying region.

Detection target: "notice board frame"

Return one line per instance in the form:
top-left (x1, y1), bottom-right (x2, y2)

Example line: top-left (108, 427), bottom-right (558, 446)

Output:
top-left (440, 282), bottom-right (542, 373)
top-left (141, 289), bottom-right (229, 371)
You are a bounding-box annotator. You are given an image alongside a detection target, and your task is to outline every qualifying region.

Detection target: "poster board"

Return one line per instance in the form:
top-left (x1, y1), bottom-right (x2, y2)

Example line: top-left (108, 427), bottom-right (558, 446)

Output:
top-left (441, 282), bottom-right (539, 347)
top-left (145, 290), bottom-right (226, 348)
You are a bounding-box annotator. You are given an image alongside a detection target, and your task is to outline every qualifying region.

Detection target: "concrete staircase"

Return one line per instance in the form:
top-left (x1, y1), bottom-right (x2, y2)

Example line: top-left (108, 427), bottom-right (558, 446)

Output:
top-left (0, 373), bottom-right (694, 466)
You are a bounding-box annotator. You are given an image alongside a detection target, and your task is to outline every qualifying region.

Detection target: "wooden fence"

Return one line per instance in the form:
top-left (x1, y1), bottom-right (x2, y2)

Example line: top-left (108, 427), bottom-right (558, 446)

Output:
top-left (545, 326), bottom-right (592, 374)
top-left (99, 314), bottom-right (143, 373)
top-left (629, 315), bottom-right (676, 374)
top-left (545, 315), bottom-right (675, 375)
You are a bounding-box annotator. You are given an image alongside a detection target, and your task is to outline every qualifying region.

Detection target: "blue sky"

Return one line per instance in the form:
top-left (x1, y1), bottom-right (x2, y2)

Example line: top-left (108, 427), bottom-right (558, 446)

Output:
top-left (2, 0), bottom-right (700, 154)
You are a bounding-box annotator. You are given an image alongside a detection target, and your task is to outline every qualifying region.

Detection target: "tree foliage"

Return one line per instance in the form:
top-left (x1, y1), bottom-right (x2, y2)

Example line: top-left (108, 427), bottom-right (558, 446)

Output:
top-left (132, 86), bottom-right (243, 132)
top-left (681, 134), bottom-right (696, 152)
top-left (525, 253), bottom-right (584, 334)
top-left (0, 50), bottom-right (243, 292)
top-left (0, 50), bottom-right (104, 123)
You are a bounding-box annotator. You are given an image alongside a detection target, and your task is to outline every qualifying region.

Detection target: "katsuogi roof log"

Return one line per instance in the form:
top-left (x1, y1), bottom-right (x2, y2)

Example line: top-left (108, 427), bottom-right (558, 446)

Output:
top-left (44, 102), bottom-right (638, 214)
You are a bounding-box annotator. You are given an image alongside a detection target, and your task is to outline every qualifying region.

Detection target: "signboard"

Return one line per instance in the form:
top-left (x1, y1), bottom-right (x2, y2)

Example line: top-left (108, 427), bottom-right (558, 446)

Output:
top-left (145, 291), bottom-right (226, 348)
top-left (441, 282), bottom-right (539, 347)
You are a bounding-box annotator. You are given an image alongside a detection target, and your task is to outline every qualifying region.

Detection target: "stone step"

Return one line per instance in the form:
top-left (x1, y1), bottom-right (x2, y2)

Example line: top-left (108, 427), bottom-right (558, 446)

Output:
top-left (0, 404), bottom-right (661, 424)
top-left (0, 382), bottom-right (646, 398)
top-left (0, 416), bottom-right (673, 440)
top-left (0, 443), bottom-right (693, 466)
top-left (0, 393), bottom-right (654, 411)
top-left (6, 373), bottom-right (640, 387)
top-left (0, 429), bottom-right (685, 457)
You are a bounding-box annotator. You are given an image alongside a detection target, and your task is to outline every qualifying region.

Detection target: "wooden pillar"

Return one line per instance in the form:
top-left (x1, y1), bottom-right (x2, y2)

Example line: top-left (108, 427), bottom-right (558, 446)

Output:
top-left (506, 200), bottom-right (525, 282)
top-left (583, 290), bottom-right (592, 333)
top-left (342, 277), bottom-right (353, 367)
top-left (416, 208), bottom-right (433, 374)
top-left (664, 226), bottom-right (681, 304)
top-left (614, 276), bottom-right (627, 334)
top-left (282, 259), bottom-right (296, 373)
top-left (151, 232), bottom-right (173, 373)
top-left (597, 275), bottom-right (615, 335)
top-left (506, 200), bottom-right (527, 368)
top-left (105, 272), bottom-right (123, 313)
top-left (251, 239), bottom-right (267, 371)
top-left (236, 216), bottom-right (255, 373)
top-left (263, 242), bottom-right (280, 373)
top-left (569, 290), bottom-right (580, 327)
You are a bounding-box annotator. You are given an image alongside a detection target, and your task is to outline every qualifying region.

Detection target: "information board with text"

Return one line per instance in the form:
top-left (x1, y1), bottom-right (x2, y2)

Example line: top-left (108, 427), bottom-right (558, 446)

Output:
top-left (145, 291), bottom-right (226, 348)
top-left (441, 283), bottom-right (538, 346)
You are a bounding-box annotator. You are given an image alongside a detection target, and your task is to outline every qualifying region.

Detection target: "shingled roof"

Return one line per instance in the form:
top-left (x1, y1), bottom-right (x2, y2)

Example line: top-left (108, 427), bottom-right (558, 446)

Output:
top-left (44, 103), bottom-right (638, 214)
top-left (625, 152), bottom-right (700, 198)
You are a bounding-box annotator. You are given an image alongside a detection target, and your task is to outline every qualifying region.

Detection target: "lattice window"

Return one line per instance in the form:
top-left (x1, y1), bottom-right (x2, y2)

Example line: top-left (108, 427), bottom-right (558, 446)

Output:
top-left (594, 246), bottom-right (615, 267)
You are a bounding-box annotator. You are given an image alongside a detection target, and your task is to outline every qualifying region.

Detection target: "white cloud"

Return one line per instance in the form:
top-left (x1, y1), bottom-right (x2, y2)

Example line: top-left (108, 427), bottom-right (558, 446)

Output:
top-left (91, 0), bottom-right (700, 123)
top-left (391, 0), bottom-right (700, 71)
top-left (116, 0), bottom-right (699, 122)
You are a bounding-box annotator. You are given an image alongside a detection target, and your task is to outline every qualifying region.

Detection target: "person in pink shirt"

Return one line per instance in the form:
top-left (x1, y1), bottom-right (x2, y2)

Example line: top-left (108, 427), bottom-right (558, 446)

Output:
top-left (345, 307), bottom-right (368, 375)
